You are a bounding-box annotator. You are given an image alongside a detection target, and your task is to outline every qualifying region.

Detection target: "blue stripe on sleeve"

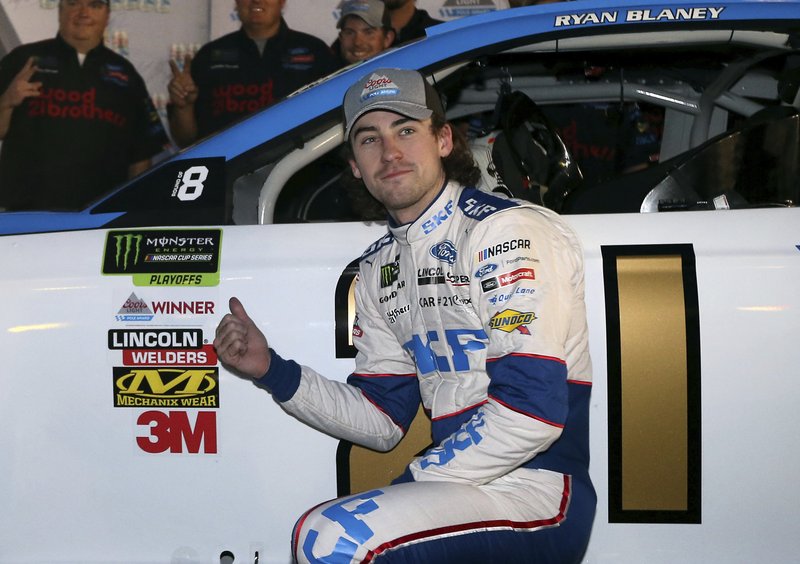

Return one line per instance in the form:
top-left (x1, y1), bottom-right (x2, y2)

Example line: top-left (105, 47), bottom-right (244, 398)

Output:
top-left (487, 354), bottom-right (568, 427)
top-left (251, 348), bottom-right (302, 402)
top-left (347, 372), bottom-right (421, 433)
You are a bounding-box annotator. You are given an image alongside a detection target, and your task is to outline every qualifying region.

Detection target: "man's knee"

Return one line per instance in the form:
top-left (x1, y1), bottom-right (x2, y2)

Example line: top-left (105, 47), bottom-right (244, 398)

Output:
top-left (293, 489), bottom-right (385, 563)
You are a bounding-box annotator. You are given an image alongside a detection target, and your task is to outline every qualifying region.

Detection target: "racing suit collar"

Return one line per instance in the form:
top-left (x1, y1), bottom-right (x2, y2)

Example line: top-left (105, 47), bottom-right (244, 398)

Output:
top-left (387, 179), bottom-right (460, 246)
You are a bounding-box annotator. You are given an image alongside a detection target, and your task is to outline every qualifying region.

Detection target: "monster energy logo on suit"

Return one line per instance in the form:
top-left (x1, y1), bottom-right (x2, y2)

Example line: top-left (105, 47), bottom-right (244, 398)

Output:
top-left (380, 255), bottom-right (400, 288)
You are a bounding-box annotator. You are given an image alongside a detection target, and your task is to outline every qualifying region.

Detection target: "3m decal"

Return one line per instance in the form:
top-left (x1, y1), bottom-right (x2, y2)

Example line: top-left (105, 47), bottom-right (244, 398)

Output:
top-left (136, 411), bottom-right (217, 454)
top-left (603, 244), bottom-right (701, 525)
top-left (102, 228), bottom-right (222, 286)
top-left (489, 309), bottom-right (537, 334)
top-left (113, 367), bottom-right (219, 408)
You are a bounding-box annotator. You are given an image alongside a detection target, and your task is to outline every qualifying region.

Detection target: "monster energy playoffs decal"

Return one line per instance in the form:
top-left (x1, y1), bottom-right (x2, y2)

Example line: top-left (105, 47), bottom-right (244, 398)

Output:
top-left (102, 229), bottom-right (222, 287)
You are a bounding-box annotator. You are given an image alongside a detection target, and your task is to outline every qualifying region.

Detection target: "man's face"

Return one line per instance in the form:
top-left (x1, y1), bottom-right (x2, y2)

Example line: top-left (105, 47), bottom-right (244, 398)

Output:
top-left (382, 0), bottom-right (412, 9)
top-left (58, 0), bottom-right (109, 50)
top-left (339, 16), bottom-right (393, 64)
top-left (235, 0), bottom-right (285, 31)
top-left (349, 110), bottom-right (452, 224)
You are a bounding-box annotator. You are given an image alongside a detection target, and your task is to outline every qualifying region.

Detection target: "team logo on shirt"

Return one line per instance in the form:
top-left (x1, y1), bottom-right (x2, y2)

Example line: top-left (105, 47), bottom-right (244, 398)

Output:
top-left (103, 64), bottom-right (130, 86)
top-left (359, 73), bottom-right (400, 102)
top-left (476, 239), bottom-right (531, 262)
top-left (352, 314), bottom-right (363, 338)
top-left (430, 241), bottom-right (457, 265)
top-left (474, 263), bottom-right (498, 278)
top-left (380, 255), bottom-right (400, 288)
top-left (489, 309), bottom-right (537, 335)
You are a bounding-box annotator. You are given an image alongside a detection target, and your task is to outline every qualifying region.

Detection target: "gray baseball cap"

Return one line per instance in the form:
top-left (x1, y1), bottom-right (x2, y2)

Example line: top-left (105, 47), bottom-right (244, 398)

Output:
top-left (337, 0), bottom-right (391, 30)
top-left (343, 68), bottom-right (445, 139)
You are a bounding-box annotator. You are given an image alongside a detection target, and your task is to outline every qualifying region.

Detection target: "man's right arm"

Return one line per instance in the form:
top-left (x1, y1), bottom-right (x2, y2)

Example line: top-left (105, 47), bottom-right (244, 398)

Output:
top-left (167, 55), bottom-right (199, 148)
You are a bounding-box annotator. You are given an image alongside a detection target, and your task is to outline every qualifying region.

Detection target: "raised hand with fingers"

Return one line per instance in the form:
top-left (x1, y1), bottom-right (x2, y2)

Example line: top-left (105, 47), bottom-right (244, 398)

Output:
top-left (0, 57), bottom-right (42, 110)
top-left (167, 54), bottom-right (198, 108)
top-left (214, 297), bottom-right (272, 380)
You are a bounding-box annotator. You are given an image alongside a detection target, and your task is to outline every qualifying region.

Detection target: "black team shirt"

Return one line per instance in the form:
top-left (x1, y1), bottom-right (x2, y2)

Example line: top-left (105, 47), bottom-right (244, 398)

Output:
top-left (189, 19), bottom-right (336, 139)
top-left (0, 34), bottom-right (168, 211)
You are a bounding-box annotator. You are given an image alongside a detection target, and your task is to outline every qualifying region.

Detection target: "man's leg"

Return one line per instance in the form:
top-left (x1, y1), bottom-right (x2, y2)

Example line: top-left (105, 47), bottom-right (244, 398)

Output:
top-left (293, 468), bottom-right (595, 563)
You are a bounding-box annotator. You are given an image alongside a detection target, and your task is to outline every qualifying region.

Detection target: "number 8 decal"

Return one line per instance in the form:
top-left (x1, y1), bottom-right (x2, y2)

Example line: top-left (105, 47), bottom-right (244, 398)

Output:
top-left (177, 165), bottom-right (209, 201)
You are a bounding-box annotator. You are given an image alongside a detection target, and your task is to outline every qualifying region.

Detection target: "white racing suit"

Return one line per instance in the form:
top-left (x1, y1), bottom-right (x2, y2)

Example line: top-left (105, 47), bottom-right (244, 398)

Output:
top-left (256, 181), bottom-right (595, 563)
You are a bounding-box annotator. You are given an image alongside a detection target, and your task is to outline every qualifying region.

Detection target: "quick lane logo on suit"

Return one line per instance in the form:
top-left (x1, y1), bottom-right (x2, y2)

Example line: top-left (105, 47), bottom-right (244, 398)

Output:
top-left (404, 328), bottom-right (488, 373)
top-left (420, 412), bottom-right (486, 469)
top-left (476, 239), bottom-right (531, 262)
top-left (421, 199), bottom-right (454, 234)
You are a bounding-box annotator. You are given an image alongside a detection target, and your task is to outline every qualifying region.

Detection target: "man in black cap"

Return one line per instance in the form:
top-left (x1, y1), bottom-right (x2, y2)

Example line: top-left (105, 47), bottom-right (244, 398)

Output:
top-left (215, 67), bottom-right (595, 563)
top-left (0, 0), bottom-right (168, 211)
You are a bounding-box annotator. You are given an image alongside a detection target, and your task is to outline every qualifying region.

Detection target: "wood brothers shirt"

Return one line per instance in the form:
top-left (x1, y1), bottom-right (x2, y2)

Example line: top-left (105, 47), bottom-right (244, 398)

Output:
top-left (189, 20), bottom-right (336, 139)
top-left (0, 35), bottom-right (168, 211)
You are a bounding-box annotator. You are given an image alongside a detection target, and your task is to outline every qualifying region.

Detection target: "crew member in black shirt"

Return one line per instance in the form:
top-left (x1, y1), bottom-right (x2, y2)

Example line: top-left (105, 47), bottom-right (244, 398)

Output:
top-left (167, 0), bottom-right (336, 148)
top-left (383, 0), bottom-right (443, 44)
top-left (0, 0), bottom-right (168, 211)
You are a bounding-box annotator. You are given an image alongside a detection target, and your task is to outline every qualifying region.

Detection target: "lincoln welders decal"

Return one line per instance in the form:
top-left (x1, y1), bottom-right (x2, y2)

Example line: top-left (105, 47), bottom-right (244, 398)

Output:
top-left (101, 229), bottom-right (222, 287)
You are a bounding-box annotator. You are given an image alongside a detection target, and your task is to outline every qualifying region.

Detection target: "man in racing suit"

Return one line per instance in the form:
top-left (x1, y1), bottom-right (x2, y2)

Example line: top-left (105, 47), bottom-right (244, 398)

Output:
top-left (214, 68), bottom-right (595, 563)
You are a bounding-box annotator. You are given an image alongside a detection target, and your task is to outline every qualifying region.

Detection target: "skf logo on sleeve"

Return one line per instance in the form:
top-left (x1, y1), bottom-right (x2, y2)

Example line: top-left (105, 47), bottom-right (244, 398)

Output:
top-left (489, 309), bottom-right (537, 335)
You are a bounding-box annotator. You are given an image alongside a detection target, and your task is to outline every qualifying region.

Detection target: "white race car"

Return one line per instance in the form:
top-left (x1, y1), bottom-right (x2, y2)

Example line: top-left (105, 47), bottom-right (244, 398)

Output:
top-left (1, 1), bottom-right (798, 562)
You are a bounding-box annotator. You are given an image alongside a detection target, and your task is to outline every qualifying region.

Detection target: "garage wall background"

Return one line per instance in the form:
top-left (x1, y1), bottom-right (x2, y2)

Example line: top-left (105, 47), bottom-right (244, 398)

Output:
top-left (0, 0), bottom-right (509, 147)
